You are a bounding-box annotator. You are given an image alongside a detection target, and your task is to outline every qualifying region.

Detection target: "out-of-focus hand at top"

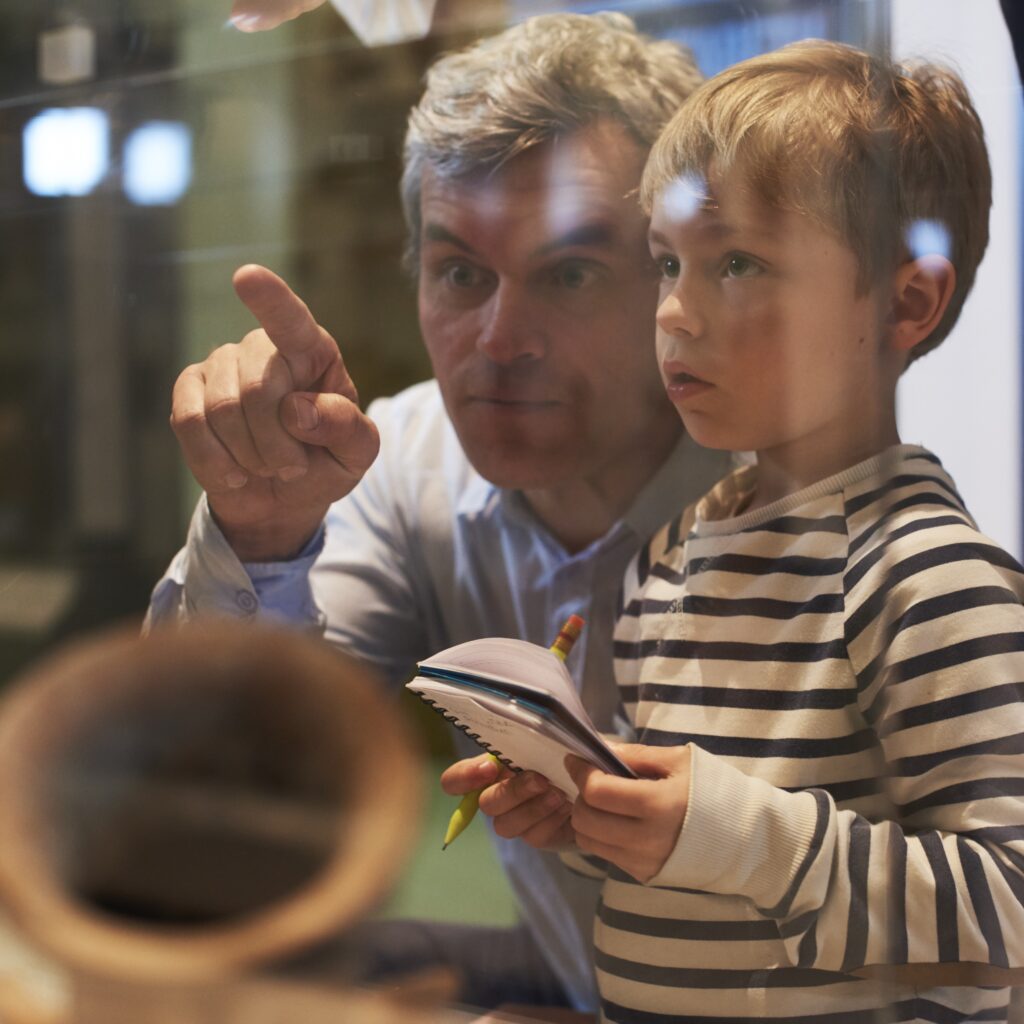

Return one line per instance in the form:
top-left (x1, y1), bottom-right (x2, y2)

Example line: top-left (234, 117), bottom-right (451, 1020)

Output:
top-left (229, 0), bottom-right (327, 32)
top-left (228, 0), bottom-right (439, 45)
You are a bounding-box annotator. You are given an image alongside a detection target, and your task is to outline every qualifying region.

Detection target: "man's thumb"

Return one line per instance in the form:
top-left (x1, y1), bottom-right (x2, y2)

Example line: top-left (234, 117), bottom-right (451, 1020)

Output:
top-left (281, 391), bottom-right (380, 472)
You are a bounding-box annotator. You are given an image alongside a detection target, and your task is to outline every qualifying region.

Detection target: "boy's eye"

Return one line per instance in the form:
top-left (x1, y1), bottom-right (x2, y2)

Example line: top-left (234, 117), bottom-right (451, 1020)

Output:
top-left (723, 254), bottom-right (761, 279)
top-left (655, 255), bottom-right (680, 280)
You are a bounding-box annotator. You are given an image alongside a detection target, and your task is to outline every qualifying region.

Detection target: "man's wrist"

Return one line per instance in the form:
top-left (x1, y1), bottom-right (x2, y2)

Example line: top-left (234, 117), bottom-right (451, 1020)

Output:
top-left (213, 510), bottom-right (326, 563)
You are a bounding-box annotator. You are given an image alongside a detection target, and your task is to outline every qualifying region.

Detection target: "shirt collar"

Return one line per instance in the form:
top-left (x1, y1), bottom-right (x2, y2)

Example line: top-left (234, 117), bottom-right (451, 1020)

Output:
top-left (454, 468), bottom-right (500, 518)
top-left (454, 431), bottom-right (723, 547)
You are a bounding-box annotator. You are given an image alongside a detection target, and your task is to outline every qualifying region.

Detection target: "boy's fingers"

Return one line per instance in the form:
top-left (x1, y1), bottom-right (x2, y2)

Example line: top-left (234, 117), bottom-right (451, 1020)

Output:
top-left (612, 742), bottom-right (691, 779)
top-left (440, 754), bottom-right (503, 796)
top-left (565, 755), bottom-right (596, 791)
top-left (518, 802), bottom-right (574, 848)
top-left (571, 798), bottom-right (650, 846)
top-left (573, 831), bottom-right (628, 867)
top-left (232, 265), bottom-right (349, 392)
top-left (479, 771), bottom-right (553, 817)
top-left (565, 755), bottom-right (652, 818)
top-left (572, 830), bottom-right (657, 884)
top-left (490, 791), bottom-right (569, 841)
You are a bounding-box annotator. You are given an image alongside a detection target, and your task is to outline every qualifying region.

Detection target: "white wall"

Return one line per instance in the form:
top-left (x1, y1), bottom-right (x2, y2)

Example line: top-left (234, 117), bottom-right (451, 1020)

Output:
top-left (893, 0), bottom-right (1022, 559)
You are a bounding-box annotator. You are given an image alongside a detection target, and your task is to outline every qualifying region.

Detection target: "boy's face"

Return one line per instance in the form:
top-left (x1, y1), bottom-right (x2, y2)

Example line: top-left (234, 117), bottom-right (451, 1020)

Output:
top-left (648, 166), bottom-right (904, 482)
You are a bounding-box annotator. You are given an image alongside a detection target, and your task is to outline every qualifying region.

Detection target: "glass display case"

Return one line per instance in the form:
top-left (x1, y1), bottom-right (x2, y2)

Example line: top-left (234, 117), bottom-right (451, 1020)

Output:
top-left (0, 2), bottom-right (1020, 1021)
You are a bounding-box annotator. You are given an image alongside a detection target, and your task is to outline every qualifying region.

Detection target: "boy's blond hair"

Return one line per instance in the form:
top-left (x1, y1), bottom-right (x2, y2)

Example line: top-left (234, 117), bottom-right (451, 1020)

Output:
top-left (641, 40), bottom-right (991, 359)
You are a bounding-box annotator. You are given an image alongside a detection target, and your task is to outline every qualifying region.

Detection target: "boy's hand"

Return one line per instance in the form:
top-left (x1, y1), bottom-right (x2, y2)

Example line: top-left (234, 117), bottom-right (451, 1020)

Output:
top-left (440, 756), bottom-right (574, 850)
top-left (565, 744), bottom-right (692, 884)
top-left (440, 752), bottom-right (506, 798)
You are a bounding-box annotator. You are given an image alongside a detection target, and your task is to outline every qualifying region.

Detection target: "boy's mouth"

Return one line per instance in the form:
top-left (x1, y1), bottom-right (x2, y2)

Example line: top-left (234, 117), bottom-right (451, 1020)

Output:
top-left (662, 360), bottom-right (708, 386)
top-left (662, 360), bottom-right (713, 403)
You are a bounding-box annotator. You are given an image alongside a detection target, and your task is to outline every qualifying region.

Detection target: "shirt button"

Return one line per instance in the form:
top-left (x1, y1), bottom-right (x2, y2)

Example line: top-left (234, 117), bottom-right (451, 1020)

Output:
top-left (235, 590), bottom-right (258, 614)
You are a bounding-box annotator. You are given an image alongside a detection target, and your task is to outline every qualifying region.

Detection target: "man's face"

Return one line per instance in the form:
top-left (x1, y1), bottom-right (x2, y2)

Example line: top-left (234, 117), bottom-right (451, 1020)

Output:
top-left (417, 122), bottom-right (677, 492)
top-left (649, 167), bottom-right (895, 470)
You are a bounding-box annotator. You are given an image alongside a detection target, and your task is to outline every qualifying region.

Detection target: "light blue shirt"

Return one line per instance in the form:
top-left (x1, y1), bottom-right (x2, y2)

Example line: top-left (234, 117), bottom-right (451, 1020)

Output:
top-left (147, 378), bottom-right (731, 1010)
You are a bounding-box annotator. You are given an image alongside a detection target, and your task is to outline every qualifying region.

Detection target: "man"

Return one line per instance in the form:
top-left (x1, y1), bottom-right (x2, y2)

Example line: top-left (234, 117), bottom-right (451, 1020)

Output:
top-left (149, 12), bottom-right (729, 1011)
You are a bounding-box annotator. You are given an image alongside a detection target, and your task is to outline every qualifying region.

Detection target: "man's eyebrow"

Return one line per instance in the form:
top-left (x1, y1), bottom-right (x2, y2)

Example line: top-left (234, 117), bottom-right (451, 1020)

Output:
top-left (422, 220), bottom-right (618, 257)
top-left (422, 223), bottom-right (477, 253)
top-left (535, 221), bottom-right (617, 256)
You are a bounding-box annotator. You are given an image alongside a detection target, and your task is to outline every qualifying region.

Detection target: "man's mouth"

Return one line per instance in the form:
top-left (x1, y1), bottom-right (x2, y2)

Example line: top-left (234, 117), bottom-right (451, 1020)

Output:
top-left (470, 394), bottom-right (560, 407)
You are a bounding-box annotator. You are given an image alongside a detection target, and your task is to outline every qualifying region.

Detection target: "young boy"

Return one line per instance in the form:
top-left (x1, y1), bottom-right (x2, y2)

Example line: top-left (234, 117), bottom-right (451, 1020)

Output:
top-left (518, 39), bottom-right (1024, 1023)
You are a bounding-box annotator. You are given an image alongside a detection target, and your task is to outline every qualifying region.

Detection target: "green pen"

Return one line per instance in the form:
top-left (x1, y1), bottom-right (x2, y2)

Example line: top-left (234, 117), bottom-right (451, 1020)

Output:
top-left (442, 614), bottom-right (585, 850)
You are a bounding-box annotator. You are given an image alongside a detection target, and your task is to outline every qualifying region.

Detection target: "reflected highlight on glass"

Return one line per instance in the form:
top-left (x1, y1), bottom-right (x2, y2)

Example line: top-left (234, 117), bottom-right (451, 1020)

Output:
top-left (906, 218), bottom-right (952, 260)
top-left (123, 121), bottom-right (193, 206)
top-left (661, 172), bottom-right (710, 224)
top-left (23, 107), bottom-right (109, 197)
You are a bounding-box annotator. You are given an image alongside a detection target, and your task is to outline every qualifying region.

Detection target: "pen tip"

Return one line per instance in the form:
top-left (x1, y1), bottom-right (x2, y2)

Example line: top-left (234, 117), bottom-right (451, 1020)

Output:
top-left (442, 842), bottom-right (449, 851)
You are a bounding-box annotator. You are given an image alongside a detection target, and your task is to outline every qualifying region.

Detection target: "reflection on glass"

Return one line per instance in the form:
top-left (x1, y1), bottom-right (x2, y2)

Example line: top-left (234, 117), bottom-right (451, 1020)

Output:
top-left (123, 121), bottom-right (193, 207)
top-left (661, 172), bottom-right (710, 224)
top-left (23, 106), bottom-right (108, 197)
top-left (906, 217), bottom-right (952, 260)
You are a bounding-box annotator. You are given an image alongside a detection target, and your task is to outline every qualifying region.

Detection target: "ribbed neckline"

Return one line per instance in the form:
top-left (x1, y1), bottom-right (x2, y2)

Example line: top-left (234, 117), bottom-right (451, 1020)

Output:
top-left (692, 444), bottom-right (934, 537)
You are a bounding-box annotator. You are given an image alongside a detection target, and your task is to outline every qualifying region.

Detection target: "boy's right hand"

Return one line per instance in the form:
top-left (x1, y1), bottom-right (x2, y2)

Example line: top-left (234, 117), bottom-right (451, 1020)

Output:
top-left (441, 755), bottom-right (574, 850)
top-left (170, 265), bottom-right (380, 562)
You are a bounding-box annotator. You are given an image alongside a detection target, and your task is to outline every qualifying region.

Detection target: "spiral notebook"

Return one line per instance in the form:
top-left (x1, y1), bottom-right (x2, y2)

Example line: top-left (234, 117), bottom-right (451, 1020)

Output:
top-left (406, 636), bottom-right (636, 797)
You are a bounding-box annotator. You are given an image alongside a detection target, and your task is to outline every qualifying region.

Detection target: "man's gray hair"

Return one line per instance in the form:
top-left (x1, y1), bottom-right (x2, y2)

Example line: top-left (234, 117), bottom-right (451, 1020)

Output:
top-left (401, 12), bottom-right (703, 269)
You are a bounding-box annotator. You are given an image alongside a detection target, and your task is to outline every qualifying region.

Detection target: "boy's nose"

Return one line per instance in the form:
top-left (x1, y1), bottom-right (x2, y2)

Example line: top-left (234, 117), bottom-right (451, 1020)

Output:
top-left (475, 283), bottom-right (546, 364)
top-left (656, 286), bottom-right (703, 337)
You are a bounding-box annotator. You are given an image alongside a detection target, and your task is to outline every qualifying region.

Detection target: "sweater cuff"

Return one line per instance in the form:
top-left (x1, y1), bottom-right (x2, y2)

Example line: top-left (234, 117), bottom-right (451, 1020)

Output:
top-left (647, 744), bottom-right (824, 912)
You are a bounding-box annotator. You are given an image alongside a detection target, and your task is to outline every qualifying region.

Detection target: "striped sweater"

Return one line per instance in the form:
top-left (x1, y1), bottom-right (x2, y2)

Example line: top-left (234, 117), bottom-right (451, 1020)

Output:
top-left (589, 445), bottom-right (1024, 1023)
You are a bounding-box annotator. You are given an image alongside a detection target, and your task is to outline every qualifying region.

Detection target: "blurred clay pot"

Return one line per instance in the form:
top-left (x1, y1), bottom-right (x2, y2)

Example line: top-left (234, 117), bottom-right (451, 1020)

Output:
top-left (0, 620), bottom-right (424, 985)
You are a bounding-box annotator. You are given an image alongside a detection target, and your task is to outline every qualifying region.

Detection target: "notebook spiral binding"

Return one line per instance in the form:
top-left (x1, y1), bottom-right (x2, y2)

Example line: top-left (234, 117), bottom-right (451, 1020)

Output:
top-left (411, 692), bottom-right (519, 771)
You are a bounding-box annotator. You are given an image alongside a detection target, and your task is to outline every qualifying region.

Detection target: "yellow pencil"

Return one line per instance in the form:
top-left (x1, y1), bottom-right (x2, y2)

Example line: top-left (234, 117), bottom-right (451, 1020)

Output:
top-left (442, 614), bottom-right (585, 850)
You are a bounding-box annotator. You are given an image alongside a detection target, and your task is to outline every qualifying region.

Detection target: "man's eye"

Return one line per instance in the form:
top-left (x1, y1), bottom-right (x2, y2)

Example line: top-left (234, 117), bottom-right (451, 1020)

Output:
top-left (443, 262), bottom-right (484, 288)
top-left (552, 262), bottom-right (598, 289)
top-left (723, 254), bottom-right (761, 279)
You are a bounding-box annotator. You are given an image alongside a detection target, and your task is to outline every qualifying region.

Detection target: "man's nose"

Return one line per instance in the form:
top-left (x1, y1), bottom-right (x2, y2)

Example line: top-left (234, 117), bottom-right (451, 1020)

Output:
top-left (656, 275), bottom-right (704, 338)
top-left (476, 283), bottom-right (546, 364)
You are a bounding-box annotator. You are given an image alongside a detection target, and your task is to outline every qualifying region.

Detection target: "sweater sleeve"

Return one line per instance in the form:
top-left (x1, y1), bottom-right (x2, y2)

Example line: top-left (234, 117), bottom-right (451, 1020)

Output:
top-left (649, 516), bottom-right (1024, 979)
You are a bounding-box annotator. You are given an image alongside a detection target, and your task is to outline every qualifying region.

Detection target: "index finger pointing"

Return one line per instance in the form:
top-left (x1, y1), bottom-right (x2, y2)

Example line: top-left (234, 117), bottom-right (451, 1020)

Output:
top-left (232, 264), bottom-right (344, 388)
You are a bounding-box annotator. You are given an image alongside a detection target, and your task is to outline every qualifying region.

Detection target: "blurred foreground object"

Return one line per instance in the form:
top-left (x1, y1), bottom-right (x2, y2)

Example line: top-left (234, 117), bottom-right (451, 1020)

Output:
top-left (229, 0), bottom-right (506, 44)
top-left (322, 0), bottom-right (437, 44)
top-left (0, 621), bottom-right (450, 1023)
top-left (229, 0), bottom-right (330, 32)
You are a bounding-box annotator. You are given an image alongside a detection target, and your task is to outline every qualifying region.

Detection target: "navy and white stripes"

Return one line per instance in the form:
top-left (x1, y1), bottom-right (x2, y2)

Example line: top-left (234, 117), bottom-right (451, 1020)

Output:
top-left (592, 446), bottom-right (1024, 1023)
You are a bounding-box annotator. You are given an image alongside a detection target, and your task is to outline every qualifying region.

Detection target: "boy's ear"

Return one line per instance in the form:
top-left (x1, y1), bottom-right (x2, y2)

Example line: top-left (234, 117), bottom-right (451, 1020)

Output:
top-left (886, 255), bottom-right (957, 354)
